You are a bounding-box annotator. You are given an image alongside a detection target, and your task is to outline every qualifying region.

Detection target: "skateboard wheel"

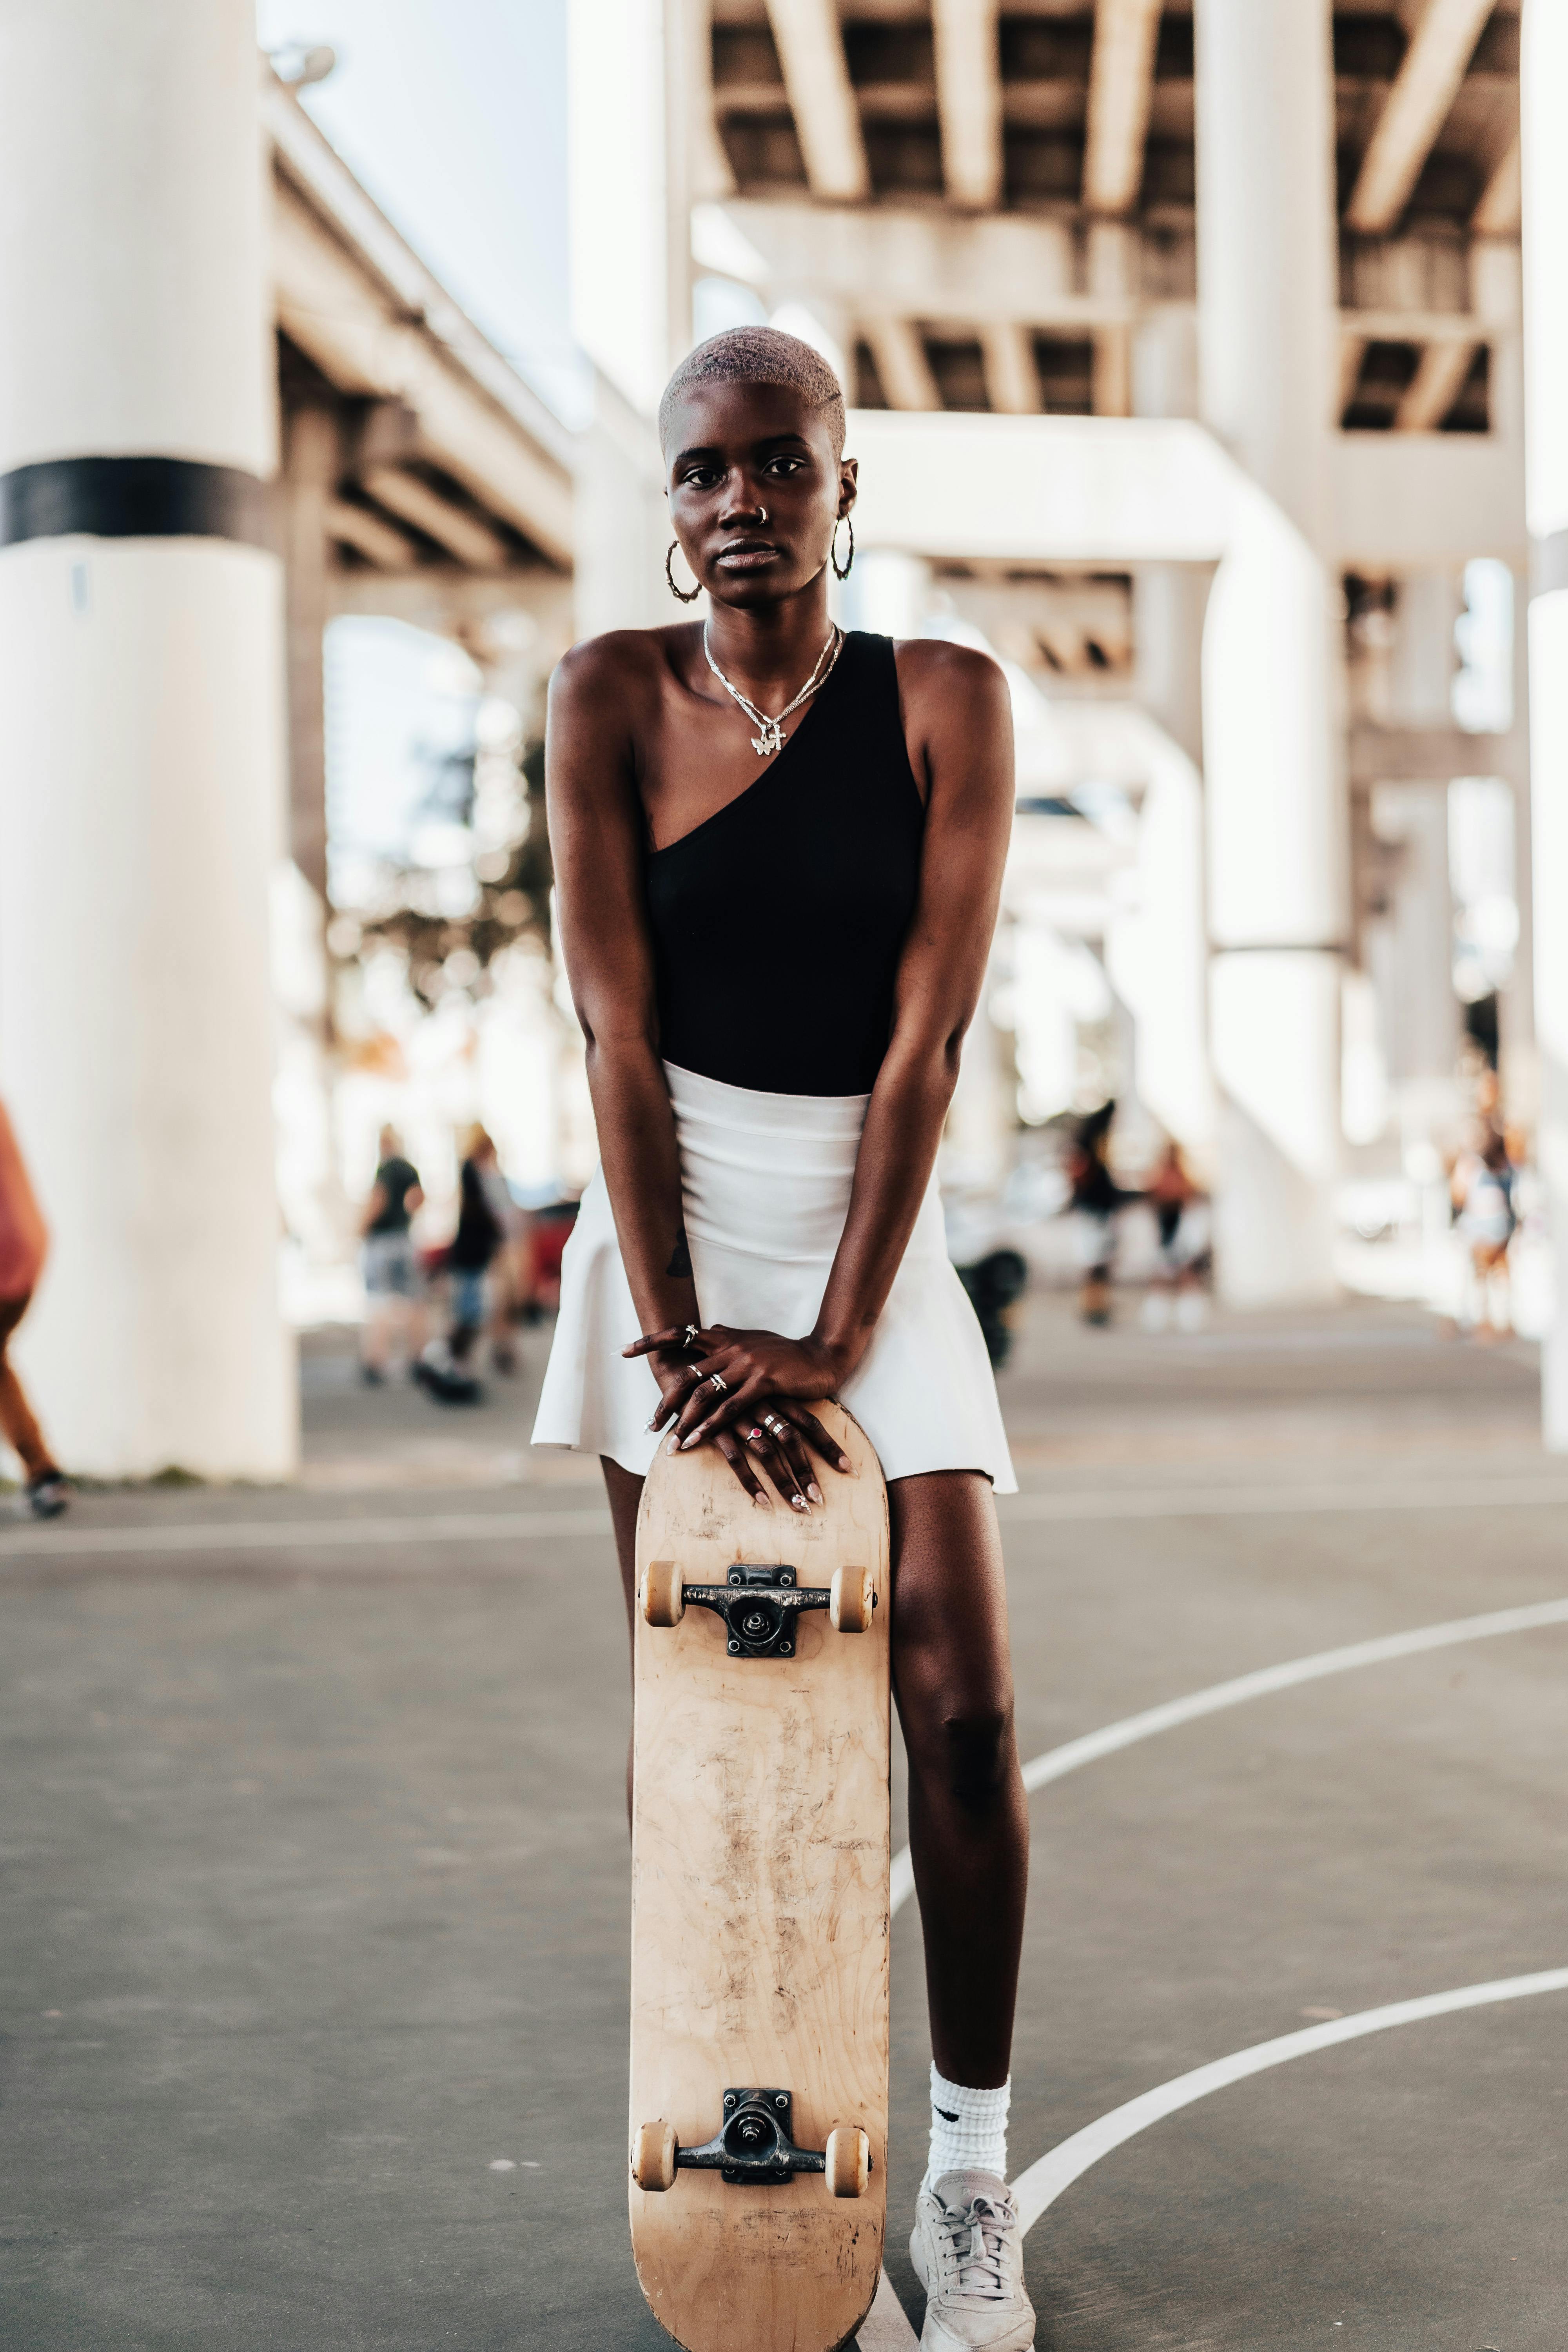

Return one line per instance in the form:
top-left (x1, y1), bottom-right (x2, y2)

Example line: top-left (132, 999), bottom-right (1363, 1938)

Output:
top-left (640, 1561), bottom-right (684, 1627)
top-left (825, 2125), bottom-right (870, 2198)
top-left (829, 1566), bottom-right (873, 1634)
top-left (631, 2119), bottom-right (678, 2191)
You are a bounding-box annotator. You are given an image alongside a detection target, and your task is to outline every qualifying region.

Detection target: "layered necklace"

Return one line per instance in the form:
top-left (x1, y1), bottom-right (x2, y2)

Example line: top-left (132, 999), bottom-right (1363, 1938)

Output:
top-left (702, 622), bottom-right (843, 758)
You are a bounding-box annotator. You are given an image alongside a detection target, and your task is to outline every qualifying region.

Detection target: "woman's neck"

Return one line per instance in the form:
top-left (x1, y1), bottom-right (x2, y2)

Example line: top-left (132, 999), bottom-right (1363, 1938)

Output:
top-left (701, 581), bottom-right (835, 699)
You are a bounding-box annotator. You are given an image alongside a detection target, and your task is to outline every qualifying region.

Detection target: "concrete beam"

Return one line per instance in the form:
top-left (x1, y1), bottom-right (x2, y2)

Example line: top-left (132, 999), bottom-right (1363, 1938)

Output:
top-left (326, 497), bottom-right (419, 570)
top-left (1349, 719), bottom-right (1524, 786)
top-left (1393, 337), bottom-right (1479, 430)
top-left (843, 408), bottom-right (1526, 569)
top-left (978, 323), bottom-right (1042, 414)
top-left (1472, 131), bottom-right (1522, 236)
top-left (862, 319), bottom-right (942, 411)
top-left (268, 115), bottom-right (572, 564)
top-left (724, 200), bottom-right (1100, 327)
top-left (1083, 0), bottom-right (1163, 216)
top-left (932, 0), bottom-right (1003, 211)
top-left (1346, 0), bottom-right (1496, 235)
top-left (763, 0), bottom-right (870, 203)
top-left (360, 466), bottom-right (512, 570)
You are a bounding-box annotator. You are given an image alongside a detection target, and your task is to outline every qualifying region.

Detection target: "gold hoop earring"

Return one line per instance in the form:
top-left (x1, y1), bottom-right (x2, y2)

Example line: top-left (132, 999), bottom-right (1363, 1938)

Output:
top-left (831, 515), bottom-right (854, 582)
top-left (665, 540), bottom-right (701, 604)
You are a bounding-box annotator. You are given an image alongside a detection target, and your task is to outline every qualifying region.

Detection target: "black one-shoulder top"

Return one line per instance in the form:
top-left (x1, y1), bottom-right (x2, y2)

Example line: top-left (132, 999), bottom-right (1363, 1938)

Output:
top-left (642, 631), bottom-right (924, 1097)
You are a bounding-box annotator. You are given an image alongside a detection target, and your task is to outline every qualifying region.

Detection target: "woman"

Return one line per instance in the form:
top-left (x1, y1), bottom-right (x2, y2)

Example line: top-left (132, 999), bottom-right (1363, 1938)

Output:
top-left (532, 327), bottom-right (1034, 2352)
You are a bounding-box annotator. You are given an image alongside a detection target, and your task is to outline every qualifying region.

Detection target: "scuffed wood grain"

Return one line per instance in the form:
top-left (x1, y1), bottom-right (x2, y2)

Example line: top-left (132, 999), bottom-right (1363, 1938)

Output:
top-left (630, 1401), bottom-right (891, 2352)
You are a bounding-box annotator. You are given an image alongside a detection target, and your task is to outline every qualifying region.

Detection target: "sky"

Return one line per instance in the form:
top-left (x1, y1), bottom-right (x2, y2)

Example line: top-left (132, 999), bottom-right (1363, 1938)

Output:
top-left (256, 0), bottom-right (579, 416)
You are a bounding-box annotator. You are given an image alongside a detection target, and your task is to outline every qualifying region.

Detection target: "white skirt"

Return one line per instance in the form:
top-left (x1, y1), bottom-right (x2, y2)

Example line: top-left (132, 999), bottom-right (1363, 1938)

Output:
top-left (530, 1062), bottom-right (1016, 1492)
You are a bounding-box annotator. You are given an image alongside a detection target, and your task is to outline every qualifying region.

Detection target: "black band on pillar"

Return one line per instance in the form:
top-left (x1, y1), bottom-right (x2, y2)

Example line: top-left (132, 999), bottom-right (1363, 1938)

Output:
top-left (0, 455), bottom-right (277, 552)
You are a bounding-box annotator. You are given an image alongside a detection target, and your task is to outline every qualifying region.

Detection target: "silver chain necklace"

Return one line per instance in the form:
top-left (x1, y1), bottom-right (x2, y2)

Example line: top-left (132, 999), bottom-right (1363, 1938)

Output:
top-left (702, 623), bottom-right (843, 758)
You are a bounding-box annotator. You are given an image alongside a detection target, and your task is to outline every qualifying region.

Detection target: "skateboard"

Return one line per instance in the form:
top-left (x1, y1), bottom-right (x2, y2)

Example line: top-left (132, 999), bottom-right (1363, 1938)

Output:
top-left (628, 1399), bottom-right (891, 2352)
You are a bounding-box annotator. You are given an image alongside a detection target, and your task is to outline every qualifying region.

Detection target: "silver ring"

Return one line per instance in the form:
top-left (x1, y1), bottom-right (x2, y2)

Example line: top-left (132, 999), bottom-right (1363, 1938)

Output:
top-left (708, 1372), bottom-right (728, 1396)
top-left (763, 1413), bottom-right (783, 1434)
top-left (682, 1324), bottom-right (700, 1349)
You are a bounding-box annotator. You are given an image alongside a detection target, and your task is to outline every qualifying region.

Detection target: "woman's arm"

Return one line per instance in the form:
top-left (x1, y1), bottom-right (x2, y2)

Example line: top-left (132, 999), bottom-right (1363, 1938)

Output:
top-left (546, 637), bottom-right (700, 1347)
top-left (653, 640), bottom-right (1013, 1454)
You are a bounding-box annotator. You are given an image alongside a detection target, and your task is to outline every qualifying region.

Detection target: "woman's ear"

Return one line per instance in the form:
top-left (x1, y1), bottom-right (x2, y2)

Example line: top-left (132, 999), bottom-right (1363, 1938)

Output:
top-left (838, 456), bottom-right (859, 515)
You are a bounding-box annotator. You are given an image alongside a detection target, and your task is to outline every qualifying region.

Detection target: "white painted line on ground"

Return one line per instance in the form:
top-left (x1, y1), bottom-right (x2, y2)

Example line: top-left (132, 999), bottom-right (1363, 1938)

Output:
top-left (999, 1476), bottom-right (1568, 1524)
top-left (856, 2264), bottom-right (920, 2350)
top-left (0, 1509), bottom-right (613, 1561)
top-left (1009, 1966), bottom-right (1568, 2232)
top-left (888, 1595), bottom-right (1568, 1918)
top-left (12, 1473), bottom-right (1567, 1564)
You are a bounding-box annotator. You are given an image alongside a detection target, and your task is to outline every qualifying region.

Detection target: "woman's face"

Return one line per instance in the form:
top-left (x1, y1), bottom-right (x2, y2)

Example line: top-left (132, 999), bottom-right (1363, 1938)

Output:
top-left (664, 378), bottom-right (856, 610)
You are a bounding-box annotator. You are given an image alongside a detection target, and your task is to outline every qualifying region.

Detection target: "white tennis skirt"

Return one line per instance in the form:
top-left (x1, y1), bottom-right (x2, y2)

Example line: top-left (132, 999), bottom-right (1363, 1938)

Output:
top-left (530, 1062), bottom-right (1016, 1492)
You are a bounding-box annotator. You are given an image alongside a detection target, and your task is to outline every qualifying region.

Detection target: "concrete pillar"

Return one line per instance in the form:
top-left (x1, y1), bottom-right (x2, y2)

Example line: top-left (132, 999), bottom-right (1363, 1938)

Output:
top-left (0, 0), bottom-right (295, 1477)
top-left (841, 550), bottom-right (933, 642)
top-left (1195, 0), bottom-right (1345, 1305)
top-left (282, 405), bottom-right (338, 900)
top-left (1521, 0), bottom-right (1568, 1445)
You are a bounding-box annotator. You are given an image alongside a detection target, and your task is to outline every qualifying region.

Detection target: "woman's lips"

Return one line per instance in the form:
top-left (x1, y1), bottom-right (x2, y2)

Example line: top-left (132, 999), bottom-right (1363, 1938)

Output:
top-left (715, 541), bottom-right (781, 566)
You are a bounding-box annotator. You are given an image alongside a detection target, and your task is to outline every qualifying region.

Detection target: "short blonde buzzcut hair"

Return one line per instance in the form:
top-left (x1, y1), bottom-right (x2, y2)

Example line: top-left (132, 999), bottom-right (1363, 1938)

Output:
top-left (659, 326), bottom-right (847, 456)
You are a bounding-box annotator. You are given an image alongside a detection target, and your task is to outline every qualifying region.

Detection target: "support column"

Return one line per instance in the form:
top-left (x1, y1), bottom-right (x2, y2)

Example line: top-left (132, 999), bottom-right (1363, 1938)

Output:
top-left (1521, 0), bottom-right (1568, 1445)
top-left (1195, 0), bottom-right (1345, 1305)
top-left (0, 0), bottom-right (295, 1477)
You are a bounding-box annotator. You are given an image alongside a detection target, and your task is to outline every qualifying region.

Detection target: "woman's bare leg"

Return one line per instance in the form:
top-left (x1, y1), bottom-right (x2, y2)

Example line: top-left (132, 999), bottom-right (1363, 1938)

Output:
top-left (891, 1468), bottom-right (1028, 2089)
top-left (602, 1451), bottom-right (1030, 2081)
top-left (603, 1456), bottom-right (645, 1826)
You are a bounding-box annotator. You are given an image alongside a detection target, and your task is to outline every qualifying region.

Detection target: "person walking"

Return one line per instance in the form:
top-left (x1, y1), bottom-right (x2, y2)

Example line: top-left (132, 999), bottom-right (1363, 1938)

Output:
top-left (1141, 1138), bottom-right (1210, 1332)
top-left (1063, 1102), bottom-right (1139, 1327)
top-left (532, 327), bottom-right (1034, 2351)
top-left (446, 1127), bottom-right (505, 1371)
top-left (0, 1096), bottom-right (69, 1517)
top-left (359, 1126), bottom-right (425, 1383)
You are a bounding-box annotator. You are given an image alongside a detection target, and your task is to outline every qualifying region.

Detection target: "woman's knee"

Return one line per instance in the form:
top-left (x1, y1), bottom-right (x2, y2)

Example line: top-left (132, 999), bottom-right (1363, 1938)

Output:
top-left (904, 1686), bottom-right (1017, 1812)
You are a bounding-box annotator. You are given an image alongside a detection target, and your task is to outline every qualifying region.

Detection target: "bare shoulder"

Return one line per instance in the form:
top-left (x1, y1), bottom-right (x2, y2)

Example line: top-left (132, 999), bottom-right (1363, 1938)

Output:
top-left (551, 627), bottom-right (664, 708)
top-left (891, 633), bottom-right (1009, 715)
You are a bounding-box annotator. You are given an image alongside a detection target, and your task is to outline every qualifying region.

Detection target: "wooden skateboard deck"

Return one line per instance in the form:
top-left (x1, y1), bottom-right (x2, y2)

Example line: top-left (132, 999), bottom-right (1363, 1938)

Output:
top-left (628, 1400), bottom-right (891, 2352)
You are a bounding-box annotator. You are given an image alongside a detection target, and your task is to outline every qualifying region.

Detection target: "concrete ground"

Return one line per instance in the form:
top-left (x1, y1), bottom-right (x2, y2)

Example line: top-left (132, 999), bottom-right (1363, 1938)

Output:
top-left (2, 1296), bottom-right (1565, 2350)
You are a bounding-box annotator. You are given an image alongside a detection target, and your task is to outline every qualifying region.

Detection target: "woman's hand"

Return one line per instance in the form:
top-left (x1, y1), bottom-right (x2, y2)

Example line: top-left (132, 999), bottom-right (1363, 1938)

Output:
top-left (624, 1323), bottom-right (855, 1511)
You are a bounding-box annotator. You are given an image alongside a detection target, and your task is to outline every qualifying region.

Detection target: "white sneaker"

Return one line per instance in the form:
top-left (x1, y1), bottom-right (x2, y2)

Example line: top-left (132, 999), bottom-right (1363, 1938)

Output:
top-left (909, 2171), bottom-right (1036, 2351)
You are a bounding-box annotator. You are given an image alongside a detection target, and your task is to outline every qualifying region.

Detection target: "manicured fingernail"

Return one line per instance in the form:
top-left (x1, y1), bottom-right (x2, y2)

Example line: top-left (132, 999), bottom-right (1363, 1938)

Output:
top-left (681, 1434), bottom-right (699, 1450)
top-left (808, 1483), bottom-right (823, 1504)
top-left (790, 1494), bottom-right (806, 1510)
top-left (753, 1493), bottom-right (771, 1510)
top-left (838, 1454), bottom-right (852, 1471)
top-left (667, 1435), bottom-right (681, 1454)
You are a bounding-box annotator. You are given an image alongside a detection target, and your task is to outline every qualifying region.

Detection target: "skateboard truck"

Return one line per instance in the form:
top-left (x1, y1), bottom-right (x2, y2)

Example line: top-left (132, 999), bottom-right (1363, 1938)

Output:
top-left (639, 1561), bottom-right (878, 1652)
top-left (632, 2093), bottom-right (872, 2197)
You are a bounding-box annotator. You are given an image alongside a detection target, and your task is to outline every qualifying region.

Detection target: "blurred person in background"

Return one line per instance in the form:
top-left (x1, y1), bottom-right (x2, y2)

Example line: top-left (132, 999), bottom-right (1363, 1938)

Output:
top-left (478, 1143), bottom-right (526, 1376)
top-left (1452, 1118), bottom-right (1517, 1340)
top-left (0, 1096), bottom-right (69, 1517)
top-left (447, 1127), bottom-right (505, 1370)
top-left (1064, 1102), bottom-right (1141, 1327)
top-left (416, 1127), bottom-right (505, 1404)
top-left (1141, 1139), bottom-right (1211, 1334)
top-left (359, 1125), bottom-right (425, 1384)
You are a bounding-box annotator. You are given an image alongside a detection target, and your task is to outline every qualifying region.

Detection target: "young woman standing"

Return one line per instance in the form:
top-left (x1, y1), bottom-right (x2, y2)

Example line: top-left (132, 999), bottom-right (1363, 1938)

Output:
top-left (533, 327), bottom-right (1034, 2352)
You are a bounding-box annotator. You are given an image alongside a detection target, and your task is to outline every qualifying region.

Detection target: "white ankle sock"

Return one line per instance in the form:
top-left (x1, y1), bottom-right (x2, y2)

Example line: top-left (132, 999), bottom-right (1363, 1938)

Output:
top-left (923, 2063), bottom-right (1010, 2191)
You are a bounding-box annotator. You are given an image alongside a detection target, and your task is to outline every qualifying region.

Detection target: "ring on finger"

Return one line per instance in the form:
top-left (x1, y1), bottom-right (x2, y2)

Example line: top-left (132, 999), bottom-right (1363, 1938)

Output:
top-left (762, 1412), bottom-right (784, 1435)
top-left (745, 1425), bottom-right (764, 1442)
top-left (708, 1372), bottom-right (728, 1396)
top-left (681, 1324), bottom-right (700, 1350)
